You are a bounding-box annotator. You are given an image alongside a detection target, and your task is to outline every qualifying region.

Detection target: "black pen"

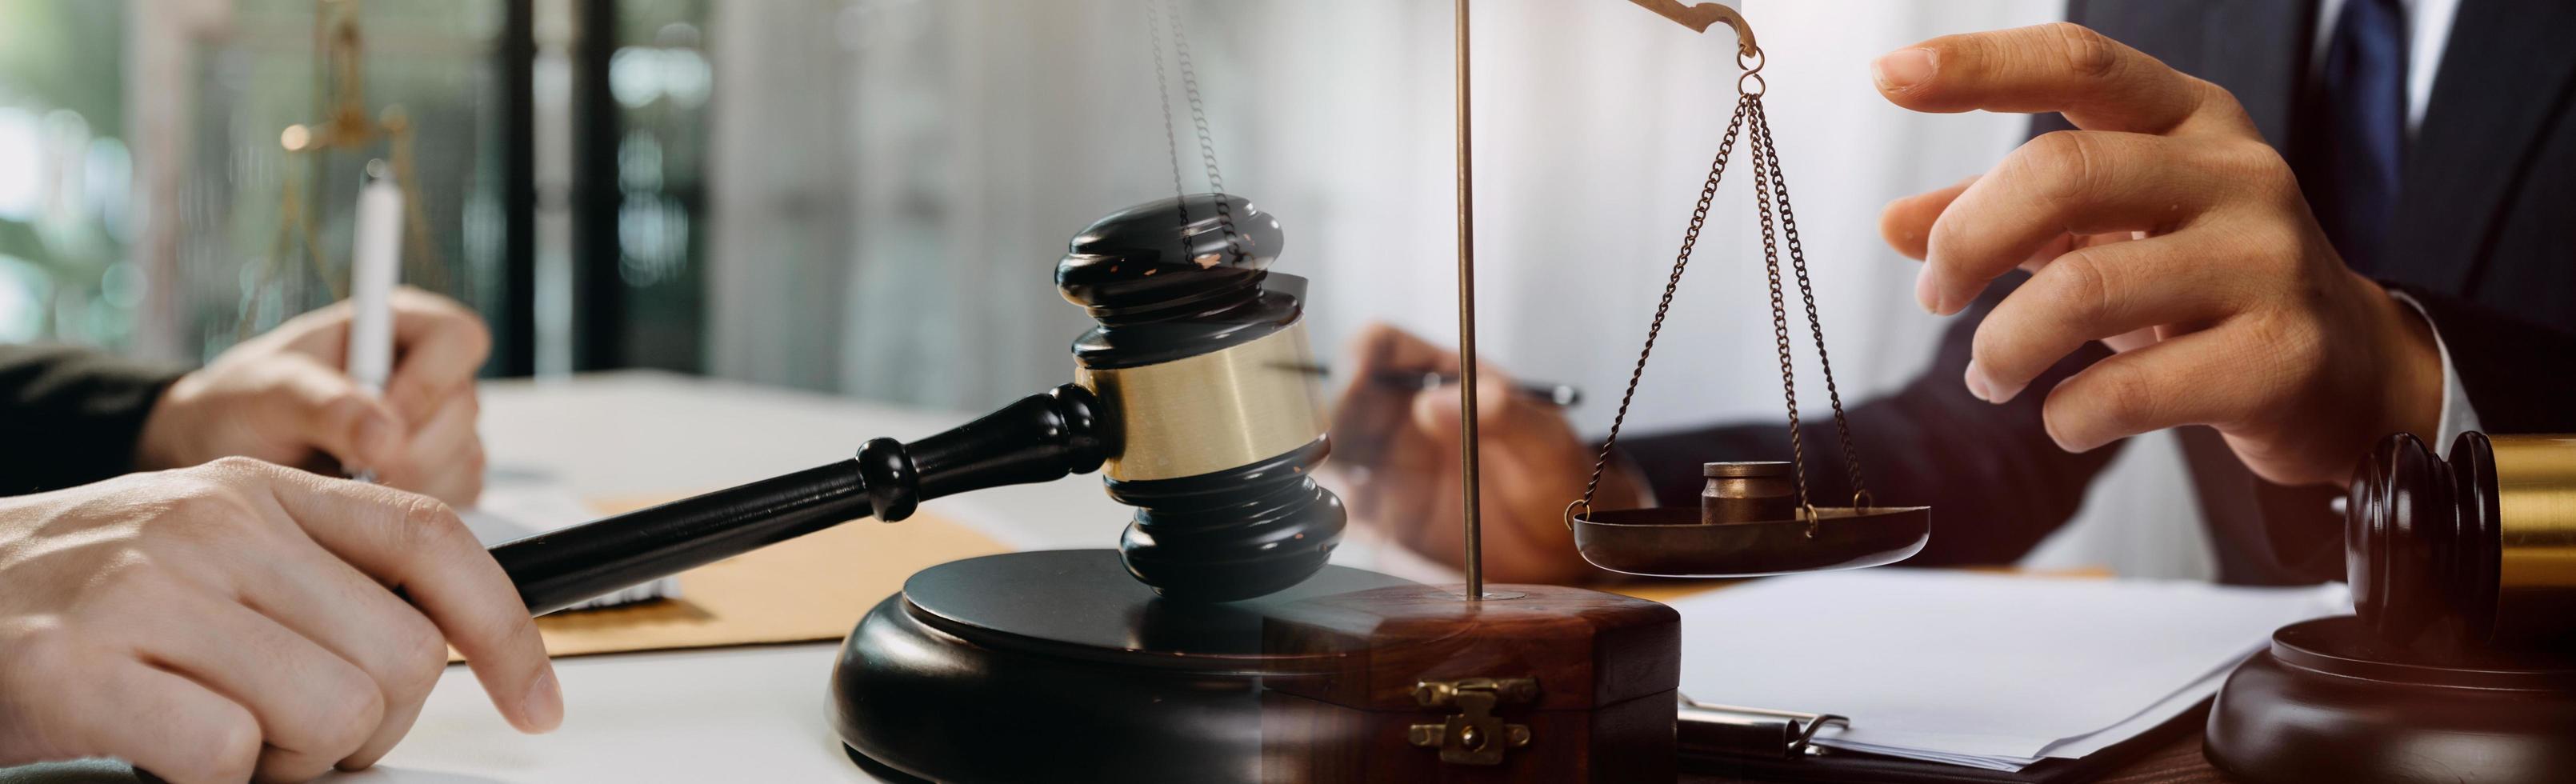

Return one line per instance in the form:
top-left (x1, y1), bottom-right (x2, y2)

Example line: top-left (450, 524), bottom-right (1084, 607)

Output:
top-left (1282, 363), bottom-right (1582, 407)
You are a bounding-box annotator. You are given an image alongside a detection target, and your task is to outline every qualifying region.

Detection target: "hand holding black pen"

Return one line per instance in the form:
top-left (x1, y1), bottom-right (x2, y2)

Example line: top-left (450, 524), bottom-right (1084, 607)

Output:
top-left (1317, 323), bottom-right (1650, 585)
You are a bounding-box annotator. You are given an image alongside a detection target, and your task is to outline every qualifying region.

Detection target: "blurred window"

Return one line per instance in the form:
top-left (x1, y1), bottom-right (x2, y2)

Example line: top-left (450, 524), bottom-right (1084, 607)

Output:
top-left (583, 0), bottom-right (709, 372)
top-left (0, 0), bottom-right (710, 375)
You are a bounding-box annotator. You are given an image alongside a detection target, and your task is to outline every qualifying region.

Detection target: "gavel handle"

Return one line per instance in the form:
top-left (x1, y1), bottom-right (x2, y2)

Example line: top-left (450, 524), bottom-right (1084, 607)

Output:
top-left (490, 384), bottom-right (1113, 615)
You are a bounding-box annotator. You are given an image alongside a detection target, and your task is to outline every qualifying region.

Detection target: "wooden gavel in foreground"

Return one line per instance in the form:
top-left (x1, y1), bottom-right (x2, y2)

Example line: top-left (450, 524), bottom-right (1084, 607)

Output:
top-left (2350, 431), bottom-right (2576, 658)
top-left (487, 194), bottom-right (1349, 614)
top-left (2205, 432), bottom-right (2576, 784)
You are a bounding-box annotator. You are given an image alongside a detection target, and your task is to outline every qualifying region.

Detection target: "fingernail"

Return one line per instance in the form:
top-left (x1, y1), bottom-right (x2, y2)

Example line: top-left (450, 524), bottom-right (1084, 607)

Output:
top-left (521, 669), bottom-right (563, 733)
top-left (1874, 48), bottom-right (1936, 91)
top-left (1914, 269), bottom-right (1943, 314)
top-left (1988, 376), bottom-right (2026, 403)
top-left (1964, 361), bottom-right (2028, 405)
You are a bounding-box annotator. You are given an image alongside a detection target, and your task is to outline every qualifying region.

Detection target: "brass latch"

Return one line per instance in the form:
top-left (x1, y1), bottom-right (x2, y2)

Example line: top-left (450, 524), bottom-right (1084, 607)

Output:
top-left (1407, 678), bottom-right (1539, 766)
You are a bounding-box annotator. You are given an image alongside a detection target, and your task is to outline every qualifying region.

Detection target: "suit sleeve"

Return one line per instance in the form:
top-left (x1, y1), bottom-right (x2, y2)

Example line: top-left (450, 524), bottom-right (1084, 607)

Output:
top-left (2396, 287), bottom-right (2576, 434)
top-left (1614, 274), bottom-right (2125, 566)
top-left (0, 344), bottom-right (187, 495)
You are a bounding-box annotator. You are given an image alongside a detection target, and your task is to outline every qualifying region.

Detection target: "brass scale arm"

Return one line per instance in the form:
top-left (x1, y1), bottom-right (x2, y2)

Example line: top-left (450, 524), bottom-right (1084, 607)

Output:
top-left (1627, 0), bottom-right (1761, 55)
top-left (1451, 1), bottom-right (1755, 600)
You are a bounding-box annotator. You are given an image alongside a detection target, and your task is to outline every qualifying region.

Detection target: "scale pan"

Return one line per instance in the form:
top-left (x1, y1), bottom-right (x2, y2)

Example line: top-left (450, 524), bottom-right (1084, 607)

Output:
top-left (1572, 506), bottom-right (1929, 578)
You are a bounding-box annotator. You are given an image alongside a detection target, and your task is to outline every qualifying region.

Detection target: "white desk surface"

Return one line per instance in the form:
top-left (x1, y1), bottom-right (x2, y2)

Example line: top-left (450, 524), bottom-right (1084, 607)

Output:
top-left (4, 371), bottom-right (1443, 783)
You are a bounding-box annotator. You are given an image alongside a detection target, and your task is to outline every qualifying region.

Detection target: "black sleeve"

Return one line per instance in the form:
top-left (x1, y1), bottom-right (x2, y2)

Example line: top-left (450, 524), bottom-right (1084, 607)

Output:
top-left (0, 344), bottom-right (188, 495)
top-left (1613, 274), bottom-right (2124, 566)
top-left (2397, 286), bottom-right (2576, 434)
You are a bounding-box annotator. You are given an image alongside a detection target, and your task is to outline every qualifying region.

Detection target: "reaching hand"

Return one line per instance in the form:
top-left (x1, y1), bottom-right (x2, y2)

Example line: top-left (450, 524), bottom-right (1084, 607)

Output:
top-left (1326, 323), bottom-right (1650, 584)
top-left (138, 287), bottom-right (493, 505)
top-left (0, 458), bottom-right (557, 783)
top-left (1874, 22), bottom-right (2444, 486)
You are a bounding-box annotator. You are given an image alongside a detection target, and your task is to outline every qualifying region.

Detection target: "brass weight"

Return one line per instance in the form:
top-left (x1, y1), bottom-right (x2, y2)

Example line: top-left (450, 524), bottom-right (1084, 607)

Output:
top-left (1702, 462), bottom-right (1795, 525)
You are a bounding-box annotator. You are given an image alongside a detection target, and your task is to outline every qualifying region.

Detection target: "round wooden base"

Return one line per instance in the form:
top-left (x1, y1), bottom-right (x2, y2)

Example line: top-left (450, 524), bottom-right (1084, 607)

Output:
top-left (827, 549), bottom-right (1410, 783)
top-left (2206, 615), bottom-right (2576, 784)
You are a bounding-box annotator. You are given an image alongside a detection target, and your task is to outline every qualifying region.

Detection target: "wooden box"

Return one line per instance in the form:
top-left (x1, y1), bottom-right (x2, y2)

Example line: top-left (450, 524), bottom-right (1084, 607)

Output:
top-left (1259, 584), bottom-right (1681, 783)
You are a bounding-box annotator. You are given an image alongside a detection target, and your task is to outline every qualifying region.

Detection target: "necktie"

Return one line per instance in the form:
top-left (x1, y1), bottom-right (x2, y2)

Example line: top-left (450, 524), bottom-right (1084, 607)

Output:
top-left (2231, 0), bottom-right (2414, 585)
top-left (2298, 0), bottom-right (2410, 274)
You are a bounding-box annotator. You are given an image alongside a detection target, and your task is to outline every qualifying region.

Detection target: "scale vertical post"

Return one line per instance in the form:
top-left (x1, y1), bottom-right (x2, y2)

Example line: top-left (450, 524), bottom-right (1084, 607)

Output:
top-left (1453, 0), bottom-right (1485, 601)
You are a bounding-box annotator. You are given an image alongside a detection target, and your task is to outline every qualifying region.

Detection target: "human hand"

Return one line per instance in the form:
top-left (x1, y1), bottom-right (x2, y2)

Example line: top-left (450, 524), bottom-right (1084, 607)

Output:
top-left (1326, 323), bottom-right (1650, 584)
top-left (1874, 22), bottom-right (2443, 486)
top-left (138, 287), bottom-right (493, 505)
top-left (0, 458), bottom-right (557, 783)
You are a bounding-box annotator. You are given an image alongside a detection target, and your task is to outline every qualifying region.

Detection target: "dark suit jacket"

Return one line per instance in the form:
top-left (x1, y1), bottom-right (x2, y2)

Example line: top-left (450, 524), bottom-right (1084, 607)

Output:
top-left (1622, 0), bottom-right (2576, 585)
top-left (0, 346), bottom-right (186, 495)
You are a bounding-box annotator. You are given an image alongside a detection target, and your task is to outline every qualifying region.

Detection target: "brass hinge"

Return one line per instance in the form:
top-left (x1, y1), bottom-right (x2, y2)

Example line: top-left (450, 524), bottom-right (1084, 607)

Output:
top-left (1406, 678), bottom-right (1539, 766)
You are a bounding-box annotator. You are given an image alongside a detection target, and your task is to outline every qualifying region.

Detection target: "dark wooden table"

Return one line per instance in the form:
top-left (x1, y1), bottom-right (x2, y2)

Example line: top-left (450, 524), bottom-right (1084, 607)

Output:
top-left (2096, 734), bottom-right (2230, 784)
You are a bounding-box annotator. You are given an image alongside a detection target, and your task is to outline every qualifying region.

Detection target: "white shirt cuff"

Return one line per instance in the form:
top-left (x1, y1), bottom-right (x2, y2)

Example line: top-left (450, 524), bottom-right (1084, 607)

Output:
top-left (2387, 290), bottom-right (2482, 446)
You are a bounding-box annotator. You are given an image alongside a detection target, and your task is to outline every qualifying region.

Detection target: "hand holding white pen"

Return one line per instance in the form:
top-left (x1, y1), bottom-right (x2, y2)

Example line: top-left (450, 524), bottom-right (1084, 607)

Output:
top-left (137, 287), bottom-right (494, 506)
top-left (135, 163), bottom-right (493, 505)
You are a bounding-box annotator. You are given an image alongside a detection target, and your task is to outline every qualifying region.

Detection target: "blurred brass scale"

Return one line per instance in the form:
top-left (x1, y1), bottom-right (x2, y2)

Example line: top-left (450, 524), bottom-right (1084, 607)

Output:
top-left (246, 0), bottom-right (447, 338)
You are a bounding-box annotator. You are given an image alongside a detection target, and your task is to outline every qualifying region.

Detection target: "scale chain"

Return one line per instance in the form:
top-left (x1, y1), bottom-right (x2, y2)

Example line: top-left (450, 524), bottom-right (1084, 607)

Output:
top-left (1143, 0), bottom-right (1190, 224)
top-left (1746, 96), bottom-right (1813, 518)
top-left (1143, 0), bottom-right (1242, 262)
top-left (1571, 95), bottom-right (1754, 526)
top-left (1751, 100), bottom-right (1870, 507)
top-left (1571, 73), bottom-right (1878, 527)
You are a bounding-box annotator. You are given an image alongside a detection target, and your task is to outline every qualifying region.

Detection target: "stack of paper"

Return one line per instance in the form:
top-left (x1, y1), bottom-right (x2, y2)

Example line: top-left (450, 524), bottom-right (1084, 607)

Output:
top-left (1669, 570), bottom-right (2348, 771)
top-left (462, 469), bottom-right (682, 613)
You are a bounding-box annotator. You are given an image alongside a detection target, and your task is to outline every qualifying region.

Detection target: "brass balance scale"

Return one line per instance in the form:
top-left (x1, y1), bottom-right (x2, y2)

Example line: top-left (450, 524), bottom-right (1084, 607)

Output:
top-left (246, 0), bottom-right (454, 336)
top-left (1554, 0), bottom-right (1930, 578)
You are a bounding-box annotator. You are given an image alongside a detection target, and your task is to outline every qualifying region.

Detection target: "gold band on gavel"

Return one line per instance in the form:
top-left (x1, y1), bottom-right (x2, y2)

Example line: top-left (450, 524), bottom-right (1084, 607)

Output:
top-left (1076, 324), bottom-right (1325, 482)
top-left (2491, 434), bottom-right (2576, 589)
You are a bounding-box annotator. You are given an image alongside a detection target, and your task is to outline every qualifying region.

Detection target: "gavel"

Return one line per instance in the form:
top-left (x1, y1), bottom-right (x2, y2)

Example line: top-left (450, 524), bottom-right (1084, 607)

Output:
top-left (2204, 431), bottom-right (2576, 784)
top-left (489, 194), bottom-right (1347, 614)
top-left (2348, 430), bottom-right (2576, 658)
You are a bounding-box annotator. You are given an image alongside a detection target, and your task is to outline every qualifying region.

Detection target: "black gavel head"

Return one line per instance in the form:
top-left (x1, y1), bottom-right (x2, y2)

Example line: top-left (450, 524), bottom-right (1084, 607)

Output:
top-left (2349, 431), bottom-right (2576, 658)
top-left (1058, 193), bottom-right (1283, 326)
top-left (1056, 194), bottom-right (1346, 602)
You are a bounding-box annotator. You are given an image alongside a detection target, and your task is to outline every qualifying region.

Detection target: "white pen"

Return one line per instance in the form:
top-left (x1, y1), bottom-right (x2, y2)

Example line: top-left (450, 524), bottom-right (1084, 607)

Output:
top-left (346, 159), bottom-right (402, 482)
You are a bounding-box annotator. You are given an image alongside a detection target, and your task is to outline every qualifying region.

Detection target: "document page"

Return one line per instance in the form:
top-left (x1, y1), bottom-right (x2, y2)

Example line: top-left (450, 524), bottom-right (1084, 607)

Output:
top-left (1670, 570), bottom-right (2347, 770)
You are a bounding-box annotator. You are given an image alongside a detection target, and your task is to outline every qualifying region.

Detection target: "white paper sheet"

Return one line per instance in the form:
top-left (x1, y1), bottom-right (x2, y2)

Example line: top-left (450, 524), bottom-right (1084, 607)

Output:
top-left (1670, 570), bottom-right (2347, 770)
top-left (464, 467), bottom-right (681, 612)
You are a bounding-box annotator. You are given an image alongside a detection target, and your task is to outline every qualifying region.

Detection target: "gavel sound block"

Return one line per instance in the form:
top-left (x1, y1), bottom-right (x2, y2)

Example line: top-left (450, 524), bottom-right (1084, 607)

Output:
top-left (487, 194), bottom-right (1682, 782)
top-left (2206, 432), bottom-right (2576, 784)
